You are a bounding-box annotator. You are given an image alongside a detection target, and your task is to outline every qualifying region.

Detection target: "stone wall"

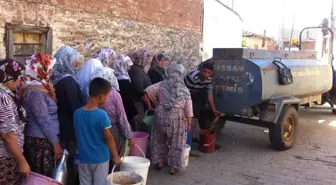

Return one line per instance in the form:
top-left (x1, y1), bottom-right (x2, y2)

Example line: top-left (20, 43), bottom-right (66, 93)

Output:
top-left (0, 0), bottom-right (202, 69)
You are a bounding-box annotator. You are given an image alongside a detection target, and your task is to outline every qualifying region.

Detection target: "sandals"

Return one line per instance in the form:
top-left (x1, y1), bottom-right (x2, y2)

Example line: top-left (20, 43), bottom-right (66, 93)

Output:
top-left (169, 168), bottom-right (179, 175)
top-left (156, 163), bottom-right (164, 171)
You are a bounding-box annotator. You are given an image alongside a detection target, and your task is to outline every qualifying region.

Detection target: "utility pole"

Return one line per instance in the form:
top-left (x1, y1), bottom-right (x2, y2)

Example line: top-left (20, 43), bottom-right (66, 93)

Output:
top-left (288, 14), bottom-right (295, 51)
top-left (330, 0), bottom-right (334, 57)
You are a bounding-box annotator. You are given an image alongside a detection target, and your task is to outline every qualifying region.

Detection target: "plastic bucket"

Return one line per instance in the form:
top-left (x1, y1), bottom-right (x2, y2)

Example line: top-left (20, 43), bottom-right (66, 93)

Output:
top-left (107, 165), bottom-right (143, 185)
top-left (129, 132), bottom-right (149, 157)
top-left (199, 129), bottom-right (216, 153)
top-left (121, 145), bottom-right (150, 185)
top-left (183, 144), bottom-right (191, 168)
top-left (143, 111), bottom-right (153, 126)
top-left (186, 128), bottom-right (192, 145)
top-left (168, 144), bottom-right (191, 170)
top-left (21, 172), bottom-right (62, 185)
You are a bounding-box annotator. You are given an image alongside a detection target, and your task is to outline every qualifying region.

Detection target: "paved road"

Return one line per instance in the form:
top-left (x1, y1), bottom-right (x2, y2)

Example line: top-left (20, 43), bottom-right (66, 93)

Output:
top-left (146, 108), bottom-right (336, 185)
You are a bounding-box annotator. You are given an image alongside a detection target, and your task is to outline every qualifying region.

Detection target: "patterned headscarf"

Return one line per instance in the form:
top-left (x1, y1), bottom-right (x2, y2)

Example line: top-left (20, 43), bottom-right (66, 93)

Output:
top-left (161, 63), bottom-right (190, 103)
top-left (113, 54), bottom-right (133, 80)
top-left (76, 58), bottom-right (104, 93)
top-left (22, 53), bottom-right (57, 101)
top-left (0, 59), bottom-right (25, 121)
top-left (51, 46), bottom-right (80, 85)
top-left (0, 59), bottom-right (25, 85)
top-left (90, 67), bottom-right (120, 91)
top-left (130, 50), bottom-right (152, 70)
top-left (150, 53), bottom-right (166, 79)
top-left (92, 48), bottom-right (116, 67)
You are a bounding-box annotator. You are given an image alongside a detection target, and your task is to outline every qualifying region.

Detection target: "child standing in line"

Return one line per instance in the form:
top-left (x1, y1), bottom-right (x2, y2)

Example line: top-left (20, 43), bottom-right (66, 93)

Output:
top-left (74, 77), bottom-right (121, 185)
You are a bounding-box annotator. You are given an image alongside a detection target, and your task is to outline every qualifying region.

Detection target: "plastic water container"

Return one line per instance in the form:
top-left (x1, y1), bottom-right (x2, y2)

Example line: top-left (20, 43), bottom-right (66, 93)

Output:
top-left (106, 165), bottom-right (143, 185)
top-left (129, 132), bottom-right (149, 157)
top-left (21, 172), bottom-right (62, 185)
top-left (121, 144), bottom-right (150, 185)
top-left (120, 156), bottom-right (150, 185)
top-left (168, 144), bottom-right (191, 170)
top-left (186, 127), bottom-right (192, 145)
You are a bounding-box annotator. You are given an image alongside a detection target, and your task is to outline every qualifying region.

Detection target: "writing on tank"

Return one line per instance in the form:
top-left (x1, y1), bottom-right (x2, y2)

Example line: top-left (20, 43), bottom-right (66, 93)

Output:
top-left (214, 84), bottom-right (244, 93)
top-left (219, 76), bottom-right (240, 83)
top-left (214, 64), bottom-right (244, 72)
top-left (291, 68), bottom-right (321, 77)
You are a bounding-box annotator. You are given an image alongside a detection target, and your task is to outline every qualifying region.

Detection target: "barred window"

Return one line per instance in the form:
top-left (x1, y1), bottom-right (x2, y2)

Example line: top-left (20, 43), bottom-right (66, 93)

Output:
top-left (5, 24), bottom-right (52, 64)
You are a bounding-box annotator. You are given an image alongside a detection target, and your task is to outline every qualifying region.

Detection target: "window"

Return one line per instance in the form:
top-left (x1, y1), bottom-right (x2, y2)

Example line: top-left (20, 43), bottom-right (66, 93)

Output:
top-left (5, 24), bottom-right (52, 64)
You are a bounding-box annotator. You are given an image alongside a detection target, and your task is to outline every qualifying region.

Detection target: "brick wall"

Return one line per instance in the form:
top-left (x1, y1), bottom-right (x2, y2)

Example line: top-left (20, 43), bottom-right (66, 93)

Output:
top-left (0, 0), bottom-right (202, 69)
top-left (47, 0), bottom-right (202, 31)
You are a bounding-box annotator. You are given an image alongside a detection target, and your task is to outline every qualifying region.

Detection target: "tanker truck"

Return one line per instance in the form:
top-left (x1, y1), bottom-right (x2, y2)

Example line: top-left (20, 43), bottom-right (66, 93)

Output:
top-left (203, 26), bottom-right (335, 151)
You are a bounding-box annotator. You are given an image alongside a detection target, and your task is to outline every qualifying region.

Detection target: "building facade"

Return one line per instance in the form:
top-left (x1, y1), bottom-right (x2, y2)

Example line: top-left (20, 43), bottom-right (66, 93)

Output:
top-left (242, 30), bottom-right (275, 50)
top-left (201, 0), bottom-right (243, 60)
top-left (0, 0), bottom-right (202, 69)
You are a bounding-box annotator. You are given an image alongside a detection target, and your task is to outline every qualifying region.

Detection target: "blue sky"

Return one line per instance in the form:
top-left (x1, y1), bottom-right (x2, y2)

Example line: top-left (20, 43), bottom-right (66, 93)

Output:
top-left (235, 0), bottom-right (332, 37)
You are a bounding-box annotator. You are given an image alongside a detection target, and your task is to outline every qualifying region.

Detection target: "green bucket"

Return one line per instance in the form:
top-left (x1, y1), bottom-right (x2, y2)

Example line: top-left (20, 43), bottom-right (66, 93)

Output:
top-left (143, 111), bottom-right (154, 126)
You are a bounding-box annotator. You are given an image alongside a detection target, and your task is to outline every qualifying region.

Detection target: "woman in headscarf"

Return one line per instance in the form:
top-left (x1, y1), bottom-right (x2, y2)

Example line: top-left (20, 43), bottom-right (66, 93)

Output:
top-left (113, 54), bottom-right (138, 129)
top-left (75, 58), bottom-right (104, 103)
top-left (92, 48), bottom-right (116, 67)
top-left (145, 63), bottom-right (193, 175)
top-left (148, 53), bottom-right (167, 84)
top-left (92, 67), bottom-right (133, 167)
top-left (0, 59), bottom-right (30, 185)
top-left (21, 53), bottom-right (62, 177)
top-left (52, 46), bottom-right (85, 185)
top-left (128, 50), bottom-right (153, 131)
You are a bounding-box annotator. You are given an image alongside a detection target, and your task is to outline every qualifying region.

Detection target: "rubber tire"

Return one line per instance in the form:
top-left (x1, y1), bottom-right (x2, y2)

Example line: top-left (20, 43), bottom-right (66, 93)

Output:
top-left (269, 105), bottom-right (298, 151)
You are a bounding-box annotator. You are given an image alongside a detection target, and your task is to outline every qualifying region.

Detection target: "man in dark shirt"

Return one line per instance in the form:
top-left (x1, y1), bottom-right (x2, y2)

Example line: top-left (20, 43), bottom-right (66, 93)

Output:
top-left (184, 61), bottom-right (221, 142)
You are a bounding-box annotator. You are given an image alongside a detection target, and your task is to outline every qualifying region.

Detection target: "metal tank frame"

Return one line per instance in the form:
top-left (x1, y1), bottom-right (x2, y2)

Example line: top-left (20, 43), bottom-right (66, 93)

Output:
top-left (202, 26), bottom-right (335, 151)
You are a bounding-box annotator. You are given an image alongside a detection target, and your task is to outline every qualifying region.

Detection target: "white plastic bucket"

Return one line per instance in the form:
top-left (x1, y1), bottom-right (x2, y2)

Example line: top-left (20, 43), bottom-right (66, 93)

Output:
top-left (106, 165), bottom-right (143, 185)
top-left (183, 144), bottom-right (191, 168)
top-left (121, 145), bottom-right (150, 185)
top-left (168, 144), bottom-right (191, 170)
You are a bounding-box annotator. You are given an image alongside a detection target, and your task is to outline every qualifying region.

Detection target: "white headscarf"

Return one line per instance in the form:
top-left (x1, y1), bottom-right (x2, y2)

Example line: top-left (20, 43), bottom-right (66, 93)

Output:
top-left (90, 67), bottom-right (119, 91)
top-left (113, 54), bottom-right (133, 80)
top-left (76, 58), bottom-right (103, 93)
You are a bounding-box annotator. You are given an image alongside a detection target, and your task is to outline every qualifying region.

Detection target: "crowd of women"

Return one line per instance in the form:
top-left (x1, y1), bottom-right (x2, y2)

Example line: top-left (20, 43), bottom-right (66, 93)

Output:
top-left (0, 45), bottom-right (195, 185)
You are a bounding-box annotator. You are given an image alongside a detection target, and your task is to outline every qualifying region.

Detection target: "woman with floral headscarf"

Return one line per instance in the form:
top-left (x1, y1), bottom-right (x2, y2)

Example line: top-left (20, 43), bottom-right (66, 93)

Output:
top-left (21, 53), bottom-right (63, 177)
top-left (145, 63), bottom-right (193, 175)
top-left (92, 48), bottom-right (116, 67)
top-left (0, 59), bottom-right (30, 185)
top-left (52, 46), bottom-right (84, 185)
top-left (128, 50), bottom-right (153, 131)
top-left (113, 54), bottom-right (138, 129)
top-left (93, 67), bottom-right (134, 162)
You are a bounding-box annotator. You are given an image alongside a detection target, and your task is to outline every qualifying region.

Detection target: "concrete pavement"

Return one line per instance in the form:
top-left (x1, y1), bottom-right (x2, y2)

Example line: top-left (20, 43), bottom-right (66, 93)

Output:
top-left (147, 108), bottom-right (336, 185)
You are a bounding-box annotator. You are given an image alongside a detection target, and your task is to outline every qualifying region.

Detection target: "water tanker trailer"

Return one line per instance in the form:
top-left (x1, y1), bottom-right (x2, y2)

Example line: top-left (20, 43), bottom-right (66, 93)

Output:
top-left (206, 27), bottom-right (336, 150)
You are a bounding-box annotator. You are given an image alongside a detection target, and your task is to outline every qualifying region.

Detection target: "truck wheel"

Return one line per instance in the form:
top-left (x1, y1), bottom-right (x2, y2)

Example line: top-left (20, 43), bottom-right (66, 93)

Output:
top-left (269, 105), bottom-right (298, 151)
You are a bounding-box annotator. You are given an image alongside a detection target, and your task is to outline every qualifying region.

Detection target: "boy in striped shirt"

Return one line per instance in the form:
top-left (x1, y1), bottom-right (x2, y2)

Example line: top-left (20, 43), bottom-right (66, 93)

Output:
top-left (184, 61), bottom-right (221, 142)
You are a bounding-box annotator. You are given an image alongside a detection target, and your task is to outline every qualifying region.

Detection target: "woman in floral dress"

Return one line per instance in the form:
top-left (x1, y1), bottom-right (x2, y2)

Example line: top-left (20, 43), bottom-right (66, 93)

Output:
top-left (92, 67), bottom-right (134, 171)
top-left (145, 63), bottom-right (193, 175)
top-left (21, 53), bottom-right (63, 177)
top-left (0, 59), bottom-right (30, 185)
top-left (92, 67), bottom-right (134, 156)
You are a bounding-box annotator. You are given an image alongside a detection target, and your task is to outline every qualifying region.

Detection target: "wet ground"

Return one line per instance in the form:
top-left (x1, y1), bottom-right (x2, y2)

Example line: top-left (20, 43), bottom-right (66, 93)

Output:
top-left (147, 107), bottom-right (336, 185)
